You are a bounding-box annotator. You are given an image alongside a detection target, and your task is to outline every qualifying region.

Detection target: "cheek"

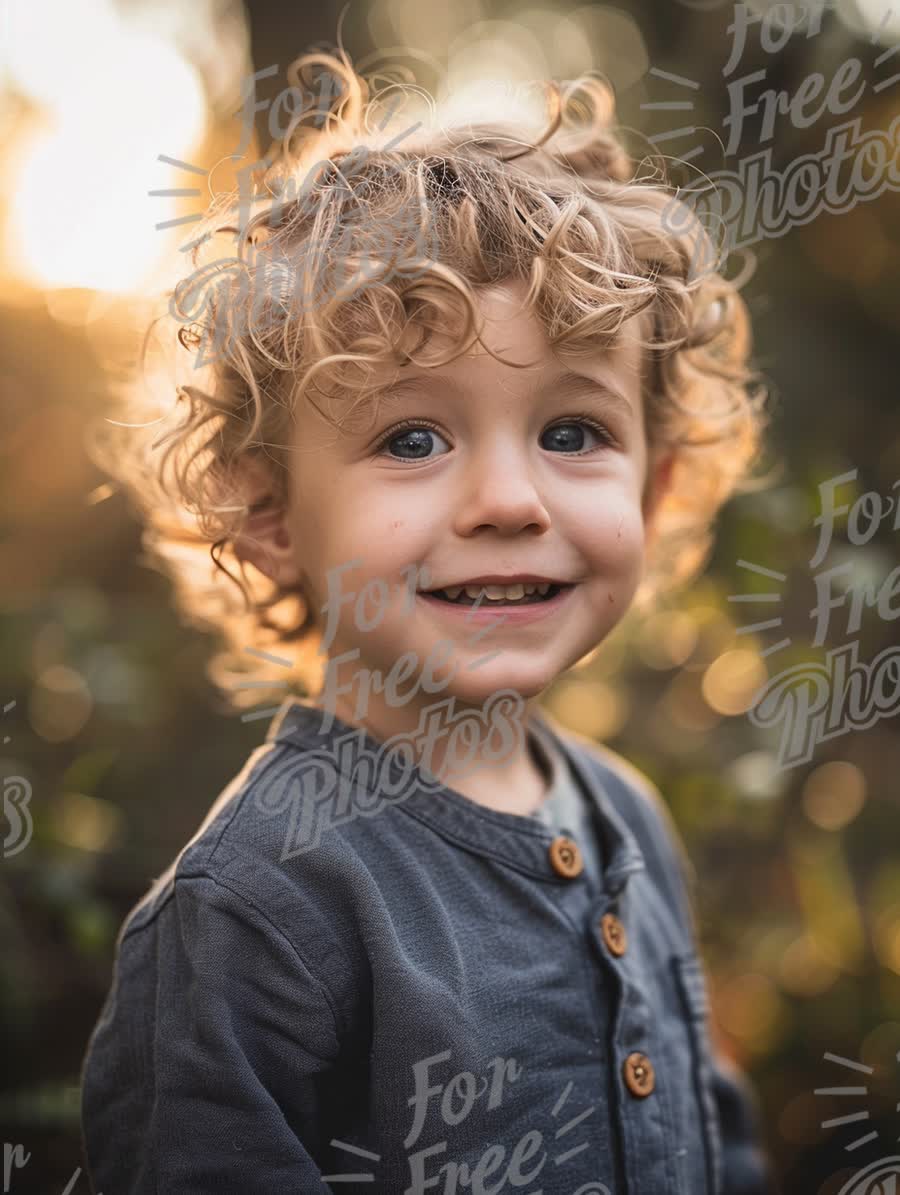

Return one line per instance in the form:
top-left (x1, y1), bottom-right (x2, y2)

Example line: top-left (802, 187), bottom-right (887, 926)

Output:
top-left (305, 489), bottom-right (437, 583)
top-left (286, 494), bottom-right (433, 640)
top-left (568, 500), bottom-right (647, 570)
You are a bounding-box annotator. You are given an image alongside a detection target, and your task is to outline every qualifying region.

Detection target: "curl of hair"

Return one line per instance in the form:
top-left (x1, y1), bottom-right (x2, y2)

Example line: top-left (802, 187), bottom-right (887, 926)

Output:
top-left (88, 47), bottom-right (771, 711)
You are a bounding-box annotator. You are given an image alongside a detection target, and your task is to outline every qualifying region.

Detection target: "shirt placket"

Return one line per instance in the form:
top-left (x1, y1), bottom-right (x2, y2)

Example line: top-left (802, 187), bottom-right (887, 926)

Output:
top-left (540, 743), bottom-right (685, 1195)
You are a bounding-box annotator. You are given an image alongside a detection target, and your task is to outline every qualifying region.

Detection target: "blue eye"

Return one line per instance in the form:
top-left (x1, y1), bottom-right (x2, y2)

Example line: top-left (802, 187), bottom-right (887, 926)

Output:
top-left (378, 421), bottom-right (451, 461)
top-left (375, 415), bottom-right (614, 462)
top-left (540, 420), bottom-right (612, 454)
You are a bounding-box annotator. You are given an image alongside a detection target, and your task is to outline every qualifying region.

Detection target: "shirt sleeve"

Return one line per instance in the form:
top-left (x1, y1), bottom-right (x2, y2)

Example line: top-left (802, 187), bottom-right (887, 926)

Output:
top-left (81, 871), bottom-right (342, 1194)
top-left (708, 1049), bottom-right (775, 1195)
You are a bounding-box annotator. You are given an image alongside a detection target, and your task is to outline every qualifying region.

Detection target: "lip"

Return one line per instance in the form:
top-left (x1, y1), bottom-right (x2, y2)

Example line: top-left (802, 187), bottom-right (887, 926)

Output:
top-left (417, 583), bottom-right (577, 624)
top-left (421, 574), bottom-right (565, 589)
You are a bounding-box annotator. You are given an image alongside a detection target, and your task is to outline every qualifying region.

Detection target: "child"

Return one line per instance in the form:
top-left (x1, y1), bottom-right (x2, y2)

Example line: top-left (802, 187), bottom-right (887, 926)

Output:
top-left (81, 45), bottom-right (773, 1195)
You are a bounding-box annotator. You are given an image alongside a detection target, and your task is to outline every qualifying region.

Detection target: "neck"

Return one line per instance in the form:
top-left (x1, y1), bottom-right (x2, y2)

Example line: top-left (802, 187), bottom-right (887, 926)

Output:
top-left (311, 680), bottom-right (548, 815)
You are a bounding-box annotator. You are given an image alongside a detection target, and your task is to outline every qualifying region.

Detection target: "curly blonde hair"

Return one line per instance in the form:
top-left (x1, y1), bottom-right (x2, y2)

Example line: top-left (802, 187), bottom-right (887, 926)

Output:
top-left (89, 46), bottom-right (770, 713)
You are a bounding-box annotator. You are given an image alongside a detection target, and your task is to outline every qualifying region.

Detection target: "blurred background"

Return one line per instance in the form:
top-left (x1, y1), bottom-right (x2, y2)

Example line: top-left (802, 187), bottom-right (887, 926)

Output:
top-left (1, 0), bottom-right (899, 1191)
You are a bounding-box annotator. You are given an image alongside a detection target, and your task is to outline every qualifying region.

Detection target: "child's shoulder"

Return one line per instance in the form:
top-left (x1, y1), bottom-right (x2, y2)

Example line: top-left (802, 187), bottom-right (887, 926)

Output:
top-left (116, 734), bottom-right (355, 944)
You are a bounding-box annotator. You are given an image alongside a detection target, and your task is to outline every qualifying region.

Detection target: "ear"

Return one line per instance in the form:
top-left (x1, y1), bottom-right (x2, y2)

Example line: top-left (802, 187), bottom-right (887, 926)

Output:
top-left (227, 455), bottom-right (303, 589)
top-left (642, 449), bottom-right (676, 544)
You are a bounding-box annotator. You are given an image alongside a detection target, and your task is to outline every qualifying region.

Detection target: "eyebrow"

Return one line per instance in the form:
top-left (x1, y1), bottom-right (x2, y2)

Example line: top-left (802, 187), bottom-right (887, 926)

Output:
top-left (371, 368), bottom-right (634, 416)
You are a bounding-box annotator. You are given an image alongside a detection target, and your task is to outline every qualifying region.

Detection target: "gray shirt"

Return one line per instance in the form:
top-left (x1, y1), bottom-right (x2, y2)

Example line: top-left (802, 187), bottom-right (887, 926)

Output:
top-left (80, 696), bottom-right (771, 1195)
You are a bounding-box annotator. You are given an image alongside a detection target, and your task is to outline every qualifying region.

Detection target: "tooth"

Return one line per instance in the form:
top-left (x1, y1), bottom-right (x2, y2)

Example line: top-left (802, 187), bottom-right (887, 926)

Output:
top-left (524, 584), bottom-right (537, 595)
top-left (444, 586), bottom-right (463, 600)
top-left (464, 585), bottom-right (485, 599)
top-left (504, 584), bottom-right (525, 600)
top-left (537, 583), bottom-right (550, 595)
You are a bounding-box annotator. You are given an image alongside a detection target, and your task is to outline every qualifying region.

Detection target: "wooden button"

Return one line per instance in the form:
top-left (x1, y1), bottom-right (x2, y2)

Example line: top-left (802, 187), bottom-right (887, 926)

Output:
top-left (600, 912), bottom-right (627, 957)
top-left (548, 835), bottom-right (583, 878)
top-left (622, 1052), bottom-right (655, 1098)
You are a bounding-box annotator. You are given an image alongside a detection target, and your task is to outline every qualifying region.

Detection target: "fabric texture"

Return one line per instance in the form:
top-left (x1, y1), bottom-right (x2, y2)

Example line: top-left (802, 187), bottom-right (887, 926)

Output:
top-left (80, 697), bottom-right (774, 1195)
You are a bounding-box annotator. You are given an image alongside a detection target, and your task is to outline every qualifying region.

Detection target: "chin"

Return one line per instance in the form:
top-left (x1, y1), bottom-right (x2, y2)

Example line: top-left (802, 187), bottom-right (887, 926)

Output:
top-left (440, 662), bottom-right (555, 712)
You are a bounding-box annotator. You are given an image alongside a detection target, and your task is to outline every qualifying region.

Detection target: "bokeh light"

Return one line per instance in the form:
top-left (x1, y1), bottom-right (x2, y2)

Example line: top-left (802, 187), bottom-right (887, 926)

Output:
top-left (50, 791), bottom-right (122, 853)
top-left (802, 761), bottom-right (867, 831)
top-left (726, 750), bottom-right (789, 802)
top-left (635, 609), bottom-right (699, 670)
top-left (715, 971), bottom-right (789, 1055)
top-left (778, 934), bottom-right (841, 997)
top-left (4, 0), bottom-right (206, 292)
top-left (546, 677), bottom-right (628, 740)
top-left (30, 665), bottom-right (92, 742)
top-left (702, 649), bottom-right (768, 716)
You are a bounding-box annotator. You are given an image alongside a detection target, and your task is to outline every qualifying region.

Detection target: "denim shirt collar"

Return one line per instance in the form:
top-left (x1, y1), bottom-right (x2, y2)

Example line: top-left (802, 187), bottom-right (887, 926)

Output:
top-left (265, 698), bottom-right (646, 891)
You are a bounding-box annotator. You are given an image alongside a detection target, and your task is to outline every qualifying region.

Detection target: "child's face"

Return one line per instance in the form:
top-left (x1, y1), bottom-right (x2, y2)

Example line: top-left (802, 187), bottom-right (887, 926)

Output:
top-left (250, 277), bottom-right (673, 724)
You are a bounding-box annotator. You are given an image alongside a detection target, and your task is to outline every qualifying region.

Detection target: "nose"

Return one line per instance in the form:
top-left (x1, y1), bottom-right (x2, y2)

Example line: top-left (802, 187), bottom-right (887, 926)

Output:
top-left (452, 438), bottom-right (552, 538)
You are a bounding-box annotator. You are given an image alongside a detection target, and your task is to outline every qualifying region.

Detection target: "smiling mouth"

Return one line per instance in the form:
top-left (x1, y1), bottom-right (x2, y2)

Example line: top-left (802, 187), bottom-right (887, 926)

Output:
top-left (423, 583), bottom-right (573, 607)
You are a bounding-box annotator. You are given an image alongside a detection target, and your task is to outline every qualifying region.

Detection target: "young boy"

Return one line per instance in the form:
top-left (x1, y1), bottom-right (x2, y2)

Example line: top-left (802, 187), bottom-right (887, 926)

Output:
top-left (81, 47), bottom-right (773, 1194)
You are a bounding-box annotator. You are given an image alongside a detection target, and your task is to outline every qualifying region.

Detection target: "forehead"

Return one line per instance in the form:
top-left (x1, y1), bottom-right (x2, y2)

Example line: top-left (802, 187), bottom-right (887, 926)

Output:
top-left (372, 278), bottom-right (652, 405)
